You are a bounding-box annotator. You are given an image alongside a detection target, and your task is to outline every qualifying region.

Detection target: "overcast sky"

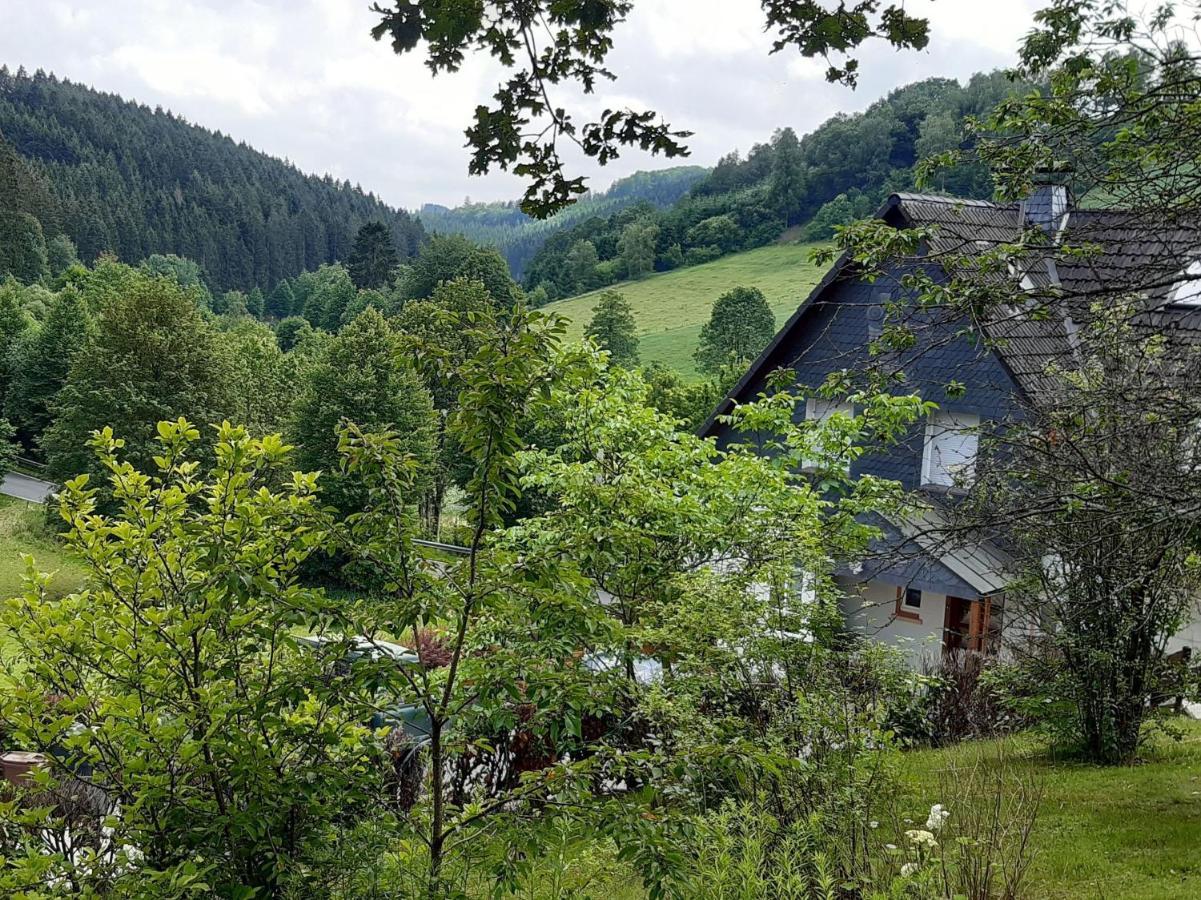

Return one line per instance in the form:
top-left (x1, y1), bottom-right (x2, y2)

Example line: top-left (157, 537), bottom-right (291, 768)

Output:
top-left (1, 1), bottom-right (1045, 210)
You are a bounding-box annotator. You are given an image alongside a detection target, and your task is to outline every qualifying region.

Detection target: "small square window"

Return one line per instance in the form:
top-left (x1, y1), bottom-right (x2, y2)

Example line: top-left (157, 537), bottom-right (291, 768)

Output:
top-left (903, 588), bottom-right (922, 609)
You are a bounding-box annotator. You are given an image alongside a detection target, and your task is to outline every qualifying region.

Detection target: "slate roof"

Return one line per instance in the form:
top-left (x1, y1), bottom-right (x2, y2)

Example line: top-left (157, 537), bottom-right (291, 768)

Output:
top-left (701, 190), bottom-right (1201, 434)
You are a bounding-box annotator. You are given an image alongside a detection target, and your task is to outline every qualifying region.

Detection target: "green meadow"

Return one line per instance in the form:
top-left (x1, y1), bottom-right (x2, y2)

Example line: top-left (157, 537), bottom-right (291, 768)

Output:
top-left (547, 242), bottom-right (830, 378)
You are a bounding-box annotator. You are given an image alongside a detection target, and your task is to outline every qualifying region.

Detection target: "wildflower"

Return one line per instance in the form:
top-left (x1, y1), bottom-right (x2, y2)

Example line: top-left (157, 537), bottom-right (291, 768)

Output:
top-left (869, 820), bottom-right (879, 829)
top-left (905, 829), bottom-right (938, 849)
top-left (901, 862), bottom-right (919, 877)
top-left (926, 803), bottom-right (949, 831)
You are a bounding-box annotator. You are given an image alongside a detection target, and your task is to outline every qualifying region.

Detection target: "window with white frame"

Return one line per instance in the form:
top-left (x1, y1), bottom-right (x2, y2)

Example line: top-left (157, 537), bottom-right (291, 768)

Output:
top-left (804, 396), bottom-right (854, 470)
top-left (921, 410), bottom-right (980, 487)
top-left (1170, 258), bottom-right (1201, 306)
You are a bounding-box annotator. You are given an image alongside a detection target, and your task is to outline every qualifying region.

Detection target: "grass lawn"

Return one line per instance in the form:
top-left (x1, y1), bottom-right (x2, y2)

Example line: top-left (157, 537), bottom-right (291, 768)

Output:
top-left (546, 242), bottom-right (830, 378)
top-left (0, 495), bottom-right (86, 683)
top-left (898, 720), bottom-right (1201, 899)
top-left (0, 495), bottom-right (85, 601)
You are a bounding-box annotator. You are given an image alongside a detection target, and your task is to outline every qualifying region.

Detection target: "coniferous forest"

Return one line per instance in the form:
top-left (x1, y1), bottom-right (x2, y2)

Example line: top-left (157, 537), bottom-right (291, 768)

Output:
top-left (0, 67), bottom-right (425, 291)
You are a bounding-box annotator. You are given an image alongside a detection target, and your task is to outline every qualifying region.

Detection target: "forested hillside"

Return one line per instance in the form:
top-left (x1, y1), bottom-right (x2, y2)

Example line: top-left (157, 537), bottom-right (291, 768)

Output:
top-left (0, 67), bottom-right (425, 291)
top-left (420, 166), bottom-right (707, 277)
top-left (525, 72), bottom-right (1035, 299)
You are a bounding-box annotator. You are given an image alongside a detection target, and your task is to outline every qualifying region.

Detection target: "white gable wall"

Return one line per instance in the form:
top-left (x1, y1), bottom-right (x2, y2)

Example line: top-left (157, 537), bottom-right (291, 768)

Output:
top-left (836, 577), bottom-right (946, 669)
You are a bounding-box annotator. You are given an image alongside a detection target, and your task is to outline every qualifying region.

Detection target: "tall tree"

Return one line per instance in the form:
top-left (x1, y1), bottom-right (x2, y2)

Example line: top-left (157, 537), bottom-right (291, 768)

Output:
top-left (43, 271), bottom-right (232, 482)
top-left (0, 210), bottom-right (48, 283)
top-left (216, 320), bottom-right (295, 437)
top-left (0, 278), bottom-right (34, 407)
top-left (769, 127), bottom-right (806, 225)
top-left (617, 218), bottom-right (658, 279)
top-left (402, 233), bottom-right (519, 308)
top-left (266, 279), bottom-right (296, 319)
top-left (288, 307), bottom-right (435, 515)
top-left (585, 290), bottom-right (640, 367)
top-left (393, 277), bottom-right (494, 533)
top-left (5, 286), bottom-right (93, 451)
top-left (565, 239), bottom-right (600, 294)
top-left (297, 263), bottom-right (356, 331)
top-left (347, 221), bottom-right (400, 289)
top-left (694, 286), bottom-right (776, 374)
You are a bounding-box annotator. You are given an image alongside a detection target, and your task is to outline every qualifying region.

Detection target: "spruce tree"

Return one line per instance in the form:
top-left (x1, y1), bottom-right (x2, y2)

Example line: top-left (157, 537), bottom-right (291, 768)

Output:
top-left (347, 221), bottom-right (400, 290)
top-left (6, 286), bottom-right (93, 450)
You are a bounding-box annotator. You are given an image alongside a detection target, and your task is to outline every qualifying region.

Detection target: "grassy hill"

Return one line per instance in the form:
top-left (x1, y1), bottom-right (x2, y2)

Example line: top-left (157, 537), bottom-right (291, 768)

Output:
top-left (548, 242), bottom-right (830, 378)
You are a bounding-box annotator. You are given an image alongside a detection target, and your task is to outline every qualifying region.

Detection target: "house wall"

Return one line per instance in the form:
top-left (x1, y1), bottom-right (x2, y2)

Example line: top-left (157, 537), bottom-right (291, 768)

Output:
top-left (708, 260), bottom-right (1023, 493)
top-left (836, 577), bottom-right (947, 669)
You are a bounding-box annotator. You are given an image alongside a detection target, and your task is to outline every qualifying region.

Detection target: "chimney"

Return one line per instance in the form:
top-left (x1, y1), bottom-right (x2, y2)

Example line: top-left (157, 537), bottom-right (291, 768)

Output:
top-left (1022, 175), bottom-right (1071, 237)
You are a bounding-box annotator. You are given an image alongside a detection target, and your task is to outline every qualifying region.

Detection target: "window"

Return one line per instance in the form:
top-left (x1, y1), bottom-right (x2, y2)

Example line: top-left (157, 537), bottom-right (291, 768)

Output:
top-left (922, 411), bottom-right (980, 488)
top-left (1170, 259), bottom-right (1201, 307)
top-left (804, 397), bottom-right (854, 470)
top-left (894, 585), bottom-right (921, 622)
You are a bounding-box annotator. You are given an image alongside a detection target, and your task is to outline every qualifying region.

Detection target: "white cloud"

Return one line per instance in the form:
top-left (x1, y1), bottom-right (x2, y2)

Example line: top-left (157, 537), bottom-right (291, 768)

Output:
top-left (1, 0), bottom-right (1043, 208)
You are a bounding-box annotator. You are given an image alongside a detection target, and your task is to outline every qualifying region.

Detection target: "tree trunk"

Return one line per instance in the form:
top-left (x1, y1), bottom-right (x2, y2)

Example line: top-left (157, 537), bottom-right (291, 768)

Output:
top-left (427, 720), bottom-right (444, 900)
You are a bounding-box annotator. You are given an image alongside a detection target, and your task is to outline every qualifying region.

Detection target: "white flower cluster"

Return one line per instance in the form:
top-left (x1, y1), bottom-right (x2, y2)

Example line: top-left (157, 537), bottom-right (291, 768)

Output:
top-left (925, 803), bottom-right (949, 831)
top-left (905, 828), bottom-right (938, 849)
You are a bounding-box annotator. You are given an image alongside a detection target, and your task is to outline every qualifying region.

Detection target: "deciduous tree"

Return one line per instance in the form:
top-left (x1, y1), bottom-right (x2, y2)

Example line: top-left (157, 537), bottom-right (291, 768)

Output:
top-left (694, 286), bottom-right (776, 374)
top-left (584, 290), bottom-right (640, 368)
top-left (289, 307), bottom-right (435, 515)
top-left (42, 271), bottom-right (232, 483)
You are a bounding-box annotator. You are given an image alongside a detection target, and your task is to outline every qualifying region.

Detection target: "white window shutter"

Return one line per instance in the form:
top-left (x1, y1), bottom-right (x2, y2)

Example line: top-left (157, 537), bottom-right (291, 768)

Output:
top-left (922, 411), bottom-right (980, 487)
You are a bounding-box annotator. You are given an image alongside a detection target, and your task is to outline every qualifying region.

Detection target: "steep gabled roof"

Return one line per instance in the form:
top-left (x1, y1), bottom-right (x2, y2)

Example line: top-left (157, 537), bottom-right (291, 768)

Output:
top-left (699, 190), bottom-right (1201, 438)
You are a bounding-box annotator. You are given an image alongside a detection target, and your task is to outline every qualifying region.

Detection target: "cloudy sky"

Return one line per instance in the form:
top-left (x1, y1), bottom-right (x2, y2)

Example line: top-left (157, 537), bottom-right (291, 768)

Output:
top-left (1, 1), bottom-right (1045, 210)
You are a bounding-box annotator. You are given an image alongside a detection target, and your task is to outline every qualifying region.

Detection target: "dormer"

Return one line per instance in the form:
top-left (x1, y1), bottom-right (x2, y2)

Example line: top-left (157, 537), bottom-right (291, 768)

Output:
top-left (1022, 178), bottom-right (1071, 238)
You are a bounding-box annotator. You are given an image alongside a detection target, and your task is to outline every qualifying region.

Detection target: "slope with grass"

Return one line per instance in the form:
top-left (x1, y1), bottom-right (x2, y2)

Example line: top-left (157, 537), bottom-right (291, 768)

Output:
top-left (0, 495), bottom-right (86, 685)
top-left (898, 721), bottom-right (1201, 899)
top-left (547, 242), bottom-right (830, 378)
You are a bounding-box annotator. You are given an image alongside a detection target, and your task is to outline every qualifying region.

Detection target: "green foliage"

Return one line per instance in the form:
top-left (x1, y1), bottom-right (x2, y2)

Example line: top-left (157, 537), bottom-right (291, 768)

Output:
top-left (5, 285), bottom-right (93, 450)
top-left (0, 422), bottom-right (382, 895)
top-left (391, 278), bottom-right (493, 531)
top-left (42, 269), bottom-right (232, 484)
top-left (295, 263), bottom-right (357, 331)
top-left (641, 362), bottom-right (729, 430)
top-left (216, 319), bottom-right (297, 437)
top-left (584, 290), bottom-right (640, 368)
top-left (402, 233), bottom-right (519, 308)
top-left (267, 279), bottom-right (296, 319)
top-left (0, 208), bottom-right (48, 283)
top-left (348, 221), bottom-right (401, 290)
top-left (370, 1), bottom-right (929, 216)
top-left (140, 253), bottom-right (212, 305)
top-left (694, 285), bottom-right (776, 374)
top-left (45, 233), bottom-right (79, 278)
top-left (0, 67), bottom-right (425, 291)
top-left (288, 307), bottom-right (435, 515)
top-left (275, 314), bottom-right (312, 351)
top-left (564, 239), bottom-right (601, 294)
top-left (617, 218), bottom-right (658, 280)
top-left (418, 166), bottom-right (707, 278)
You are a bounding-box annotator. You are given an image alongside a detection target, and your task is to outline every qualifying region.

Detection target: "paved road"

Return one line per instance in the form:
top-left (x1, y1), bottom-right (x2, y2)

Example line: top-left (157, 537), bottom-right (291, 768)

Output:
top-left (0, 471), bottom-right (57, 503)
